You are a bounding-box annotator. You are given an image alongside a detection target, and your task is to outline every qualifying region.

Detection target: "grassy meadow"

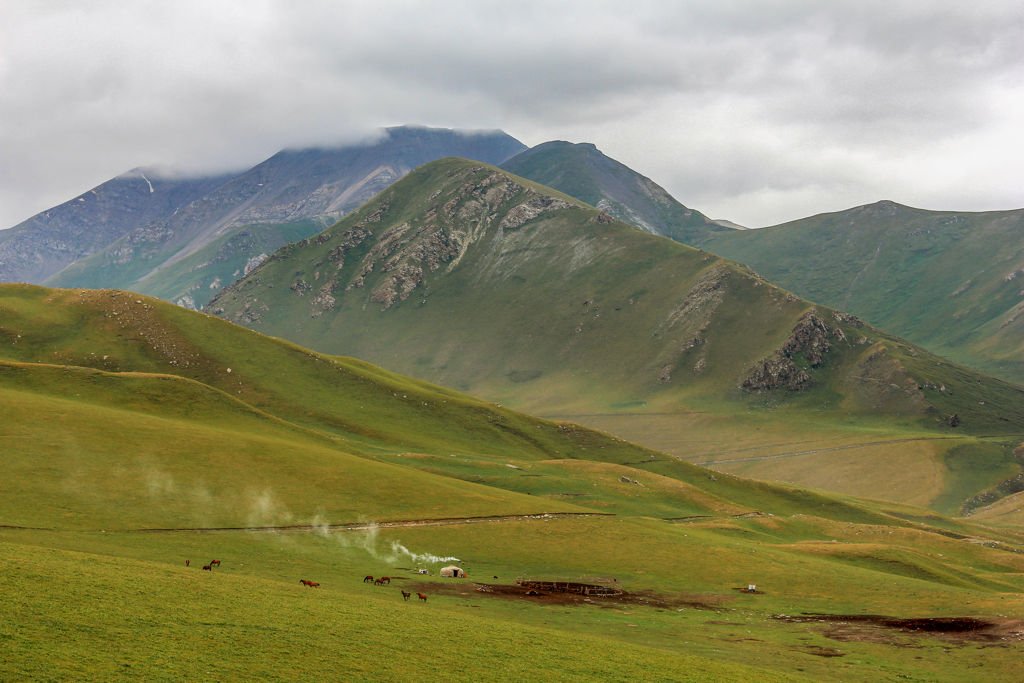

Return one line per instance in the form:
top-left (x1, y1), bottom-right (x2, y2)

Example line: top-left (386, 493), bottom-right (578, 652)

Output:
top-left (2, 283), bottom-right (1024, 680)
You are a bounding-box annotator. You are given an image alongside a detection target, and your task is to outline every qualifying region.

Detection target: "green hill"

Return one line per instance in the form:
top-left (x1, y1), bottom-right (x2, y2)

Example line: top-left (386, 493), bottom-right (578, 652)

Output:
top-left (694, 200), bottom-right (1024, 386)
top-left (501, 140), bottom-right (732, 243)
top-left (4, 283), bottom-right (1024, 681)
top-left (207, 159), bottom-right (1024, 514)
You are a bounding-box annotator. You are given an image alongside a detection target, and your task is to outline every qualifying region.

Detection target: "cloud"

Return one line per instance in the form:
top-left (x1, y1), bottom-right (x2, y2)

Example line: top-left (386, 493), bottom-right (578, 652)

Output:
top-left (2, 1), bottom-right (1023, 228)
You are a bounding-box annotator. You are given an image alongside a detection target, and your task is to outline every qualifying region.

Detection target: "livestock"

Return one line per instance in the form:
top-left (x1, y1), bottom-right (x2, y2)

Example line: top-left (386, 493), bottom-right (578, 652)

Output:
top-left (185, 560), bottom-right (190, 567)
top-left (363, 575), bottom-right (374, 583)
top-left (378, 576), bottom-right (391, 585)
top-left (401, 590), bottom-right (411, 601)
top-left (210, 559), bottom-right (221, 568)
top-left (202, 564), bottom-right (212, 571)
top-left (299, 579), bottom-right (321, 588)
top-left (417, 592), bottom-right (428, 602)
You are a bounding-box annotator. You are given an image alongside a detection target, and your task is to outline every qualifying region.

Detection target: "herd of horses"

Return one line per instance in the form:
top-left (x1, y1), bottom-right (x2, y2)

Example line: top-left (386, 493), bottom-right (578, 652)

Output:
top-left (365, 575), bottom-right (427, 601)
top-left (185, 558), bottom-right (222, 571)
top-left (188, 560), bottom-right (427, 601)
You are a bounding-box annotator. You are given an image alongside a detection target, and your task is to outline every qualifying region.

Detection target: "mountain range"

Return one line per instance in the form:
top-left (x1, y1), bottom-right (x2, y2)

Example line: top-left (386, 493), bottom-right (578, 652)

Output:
top-left (5, 125), bottom-right (1024, 512)
top-left (0, 169), bottom-right (233, 283)
top-left (208, 157), bottom-right (1024, 514)
top-left (2, 126), bottom-right (525, 309)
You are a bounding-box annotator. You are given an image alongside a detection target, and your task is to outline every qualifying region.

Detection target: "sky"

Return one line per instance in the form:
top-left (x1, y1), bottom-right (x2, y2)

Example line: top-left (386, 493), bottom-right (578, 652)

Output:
top-left (2, 1), bottom-right (1023, 229)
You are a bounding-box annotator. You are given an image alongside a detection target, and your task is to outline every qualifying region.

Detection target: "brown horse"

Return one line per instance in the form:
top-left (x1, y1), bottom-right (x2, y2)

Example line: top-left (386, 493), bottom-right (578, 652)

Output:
top-left (401, 590), bottom-right (411, 601)
top-left (300, 579), bottom-right (320, 588)
top-left (378, 576), bottom-right (391, 585)
top-left (363, 575), bottom-right (374, 583)
top-left (417, 592), bottom-right (428, 602)
top-left (209, 559), bottom-right (221, 568)
top-left (202, 564), bottom-right (212, 571)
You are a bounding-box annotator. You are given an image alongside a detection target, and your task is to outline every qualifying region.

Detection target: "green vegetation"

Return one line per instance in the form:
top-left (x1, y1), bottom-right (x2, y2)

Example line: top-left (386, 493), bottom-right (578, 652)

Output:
top-left (3, 283), bottom-right (1024, 680)
top-left (47, 219), bottom-right (325, 309)
top-left (694, 201), bottom-right (1024, 386)
top-left (501, 140), bottom-right (730, 243)
top-left (208, 159), bottom-right (1024, 513)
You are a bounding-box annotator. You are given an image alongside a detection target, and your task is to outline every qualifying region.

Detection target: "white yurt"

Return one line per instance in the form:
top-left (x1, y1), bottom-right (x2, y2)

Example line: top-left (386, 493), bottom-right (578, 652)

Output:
top-left (440, 565), bottom-right (466, 578)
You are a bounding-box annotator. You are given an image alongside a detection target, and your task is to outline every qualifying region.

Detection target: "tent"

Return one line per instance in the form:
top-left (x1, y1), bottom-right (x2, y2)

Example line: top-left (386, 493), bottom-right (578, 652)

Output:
top-left (440, 565), bottom-right (466, 578)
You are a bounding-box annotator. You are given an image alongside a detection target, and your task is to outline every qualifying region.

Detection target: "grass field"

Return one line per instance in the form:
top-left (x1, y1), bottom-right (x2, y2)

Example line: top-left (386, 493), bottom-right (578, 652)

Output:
top-left (3, 283), bottom-right (1024, 680)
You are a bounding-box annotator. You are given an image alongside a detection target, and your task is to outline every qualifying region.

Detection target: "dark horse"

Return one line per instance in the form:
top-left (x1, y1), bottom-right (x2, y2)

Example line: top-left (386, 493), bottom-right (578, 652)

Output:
top-left (363, 575), bottom-right (374, 584)
top-left (401, 590), bottom-right (412, 601)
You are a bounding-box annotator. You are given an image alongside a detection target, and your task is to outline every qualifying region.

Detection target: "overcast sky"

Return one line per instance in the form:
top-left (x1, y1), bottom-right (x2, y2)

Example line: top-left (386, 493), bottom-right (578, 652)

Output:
top-left (2, 1), bottom-right (1023, 228)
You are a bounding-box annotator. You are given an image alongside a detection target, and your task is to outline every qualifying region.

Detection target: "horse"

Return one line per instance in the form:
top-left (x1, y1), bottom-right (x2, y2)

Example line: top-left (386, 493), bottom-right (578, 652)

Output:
top-left (363, 575), bottom-right (374, 583)
top-left (401, 590), bottom-right (411, 601)
top-left (378, 576), bottom-right (391, 585)
top-left (417, 592), bottom-right (428, 602)
top-left (202, 564), bottom-right (212, 571)
top-left (209, 559), bottom-right (221, 568)
top-left (185, 559), bottom-right (190, 567)
top-left (300, 579), bottom-right (320, 588)
top-left (374, 578), bottom-right (385, 586)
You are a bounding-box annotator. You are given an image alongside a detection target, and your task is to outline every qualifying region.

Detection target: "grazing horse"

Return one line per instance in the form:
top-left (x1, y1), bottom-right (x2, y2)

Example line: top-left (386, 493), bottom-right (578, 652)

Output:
top-left (401, 590), bottom-right (411, 601)
top-left (209, 559), bottom-right (221, 568)
top-left (300, 579), bottom-right (320, 588)
top-left (417, 592), bottom-right (428, 602)
top-left (363, 575), bottom-right (374, 583)
top-left (378, 576), bottom-right (391, 585)
top-left (202, 564), bottom-right (212, 571)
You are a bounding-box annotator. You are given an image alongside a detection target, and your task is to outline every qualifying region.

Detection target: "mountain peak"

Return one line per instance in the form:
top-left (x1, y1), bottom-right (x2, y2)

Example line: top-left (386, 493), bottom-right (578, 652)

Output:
top-left (502, 140), bottom-right (728, 243)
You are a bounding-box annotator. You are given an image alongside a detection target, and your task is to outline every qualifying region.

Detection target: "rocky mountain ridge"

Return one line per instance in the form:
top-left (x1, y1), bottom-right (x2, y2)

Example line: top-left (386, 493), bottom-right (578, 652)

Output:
top-left (35, 126), bottom-right (526, 309)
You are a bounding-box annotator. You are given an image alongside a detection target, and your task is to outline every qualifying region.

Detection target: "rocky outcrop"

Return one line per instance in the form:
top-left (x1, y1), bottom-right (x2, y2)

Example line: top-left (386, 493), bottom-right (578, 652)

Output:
top-left (499, 195), bottom-right (570, 230)
top-left (741, 354), bottom-right (812, 392)
top-left (781, 312), bottom-right (832, 367)
top-left (741, 310), bottom-right (842, 392)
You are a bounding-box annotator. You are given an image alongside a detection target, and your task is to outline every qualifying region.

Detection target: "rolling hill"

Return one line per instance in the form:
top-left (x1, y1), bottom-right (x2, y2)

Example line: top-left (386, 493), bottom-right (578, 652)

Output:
top-left (207, 158), bottom-right (1024, 514)
top-left (500, 140), bottom-right (733, 244)
top-left (38, 126), bottom-right (525, 309)
top-left (694, 201), bottom-right (1024, 386)
top-left (3, 282), bottom-right (1024, 681)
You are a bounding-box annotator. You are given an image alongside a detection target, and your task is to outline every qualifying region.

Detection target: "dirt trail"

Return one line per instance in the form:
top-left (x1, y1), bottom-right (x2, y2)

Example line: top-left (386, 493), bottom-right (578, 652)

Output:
top-left (123, 512), bottom-right (613, 534)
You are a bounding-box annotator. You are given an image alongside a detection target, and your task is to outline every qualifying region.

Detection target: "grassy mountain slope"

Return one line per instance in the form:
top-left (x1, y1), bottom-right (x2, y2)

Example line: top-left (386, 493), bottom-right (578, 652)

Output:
top-left (501, 140), bottom-right (732, 243)
top-left (3, 283), bottom-right (1024, 680)
top-left (208, 159), bottom-right (1024, 513)
top-left (45, 126), bottom-right (526, 309)
top-left (695, 200), bottom-right (1024, 385)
